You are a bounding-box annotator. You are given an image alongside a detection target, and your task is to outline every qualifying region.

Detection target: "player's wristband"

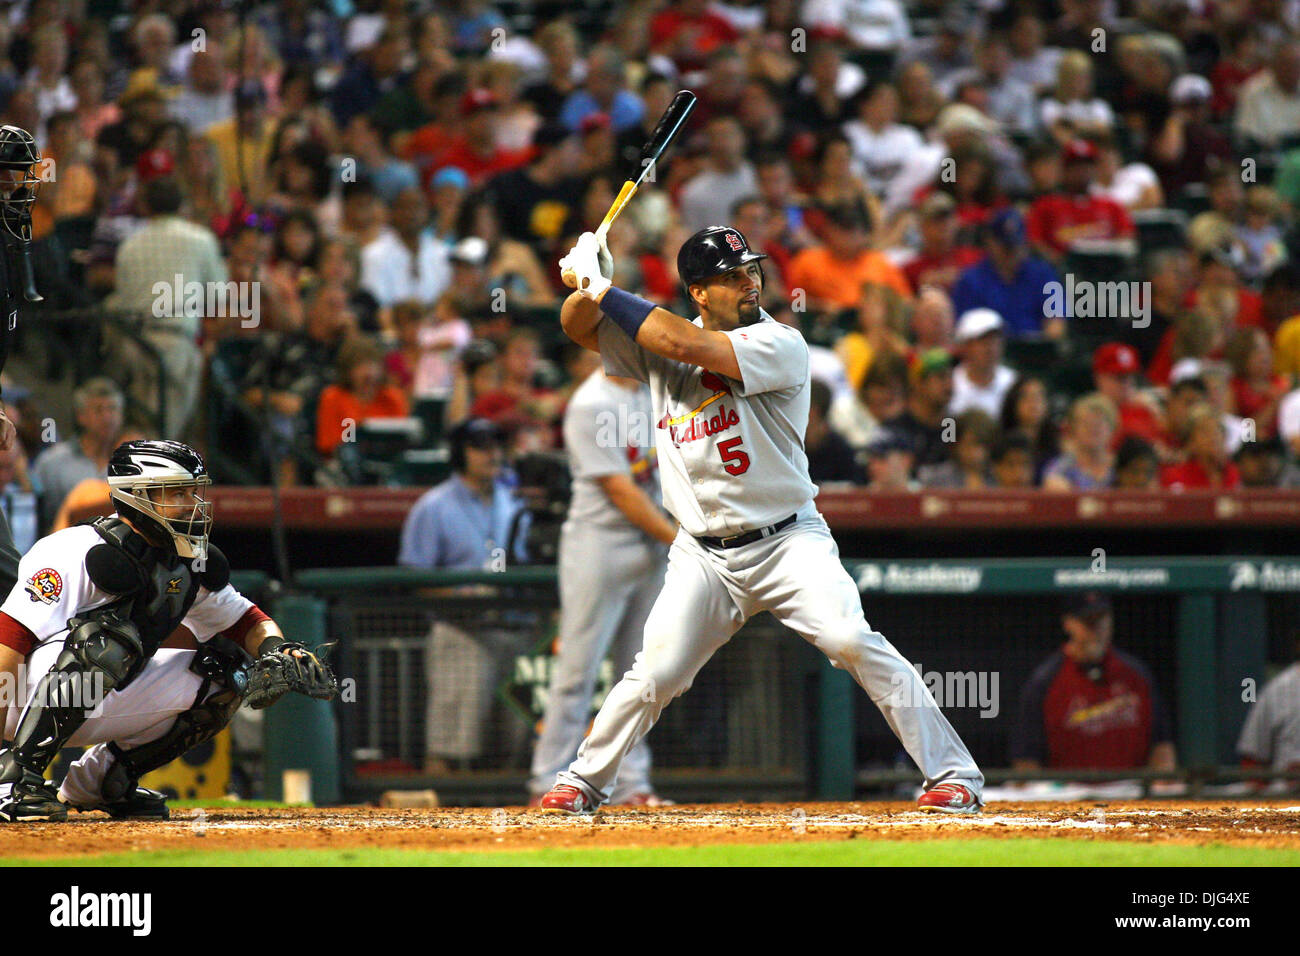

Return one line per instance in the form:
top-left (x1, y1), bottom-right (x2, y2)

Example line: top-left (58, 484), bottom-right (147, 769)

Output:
top-left (600, 287), bottom-right (656, 340)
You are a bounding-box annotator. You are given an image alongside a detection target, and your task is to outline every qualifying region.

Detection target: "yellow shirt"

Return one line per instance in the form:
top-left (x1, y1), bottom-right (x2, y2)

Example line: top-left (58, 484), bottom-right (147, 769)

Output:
top-left (837, 333), bottom-right (875, 391)
top-left (1274, 314), bottom-right (1300, 384)
top-left (206, 118), bottom-right (274, 205)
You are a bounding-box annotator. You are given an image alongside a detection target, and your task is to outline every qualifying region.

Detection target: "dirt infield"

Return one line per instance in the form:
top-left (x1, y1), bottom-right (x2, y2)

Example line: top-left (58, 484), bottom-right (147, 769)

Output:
top-left (1, 800), bottom-right (1298, 859)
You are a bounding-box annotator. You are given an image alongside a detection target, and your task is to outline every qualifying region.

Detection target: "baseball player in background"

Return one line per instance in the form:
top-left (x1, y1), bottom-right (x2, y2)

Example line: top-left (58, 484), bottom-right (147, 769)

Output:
top-left (541, 225), bottom-right (984, 814)
top-left (0, 440), bottom-right (336, 821)
top-left (528, 361), bottom-right (676, 806)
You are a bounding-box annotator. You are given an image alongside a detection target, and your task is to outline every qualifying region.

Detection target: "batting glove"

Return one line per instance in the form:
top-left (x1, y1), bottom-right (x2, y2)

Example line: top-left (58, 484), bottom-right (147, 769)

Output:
top-left (558, 232), bottom-right (612, 300)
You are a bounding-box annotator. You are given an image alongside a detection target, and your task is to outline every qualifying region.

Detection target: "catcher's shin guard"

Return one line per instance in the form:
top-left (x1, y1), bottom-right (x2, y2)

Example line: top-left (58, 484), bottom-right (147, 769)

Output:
top-left (97, 637), bottom-right (250, 807)
top-left (5, 611), bottom-right (143, 780)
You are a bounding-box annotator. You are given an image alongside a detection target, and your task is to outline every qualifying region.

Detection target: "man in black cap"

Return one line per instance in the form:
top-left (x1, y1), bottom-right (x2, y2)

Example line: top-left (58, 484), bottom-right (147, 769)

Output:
top-left (1012, 592), bottom-right (1176, 773)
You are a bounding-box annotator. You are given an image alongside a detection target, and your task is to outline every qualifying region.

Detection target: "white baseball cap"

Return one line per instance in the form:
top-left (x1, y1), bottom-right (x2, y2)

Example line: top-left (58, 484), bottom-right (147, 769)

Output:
top-left (1170, 74), bottom-right (1212, 104)
top-left (451, 236), bottom-right (489, 267)
top-left (954, 308), bottom-right (1004, 343)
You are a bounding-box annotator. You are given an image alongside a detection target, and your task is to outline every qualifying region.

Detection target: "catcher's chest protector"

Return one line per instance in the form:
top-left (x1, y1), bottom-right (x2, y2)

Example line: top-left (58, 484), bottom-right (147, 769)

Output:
top-left (86, 517), bottom-right (215, 655)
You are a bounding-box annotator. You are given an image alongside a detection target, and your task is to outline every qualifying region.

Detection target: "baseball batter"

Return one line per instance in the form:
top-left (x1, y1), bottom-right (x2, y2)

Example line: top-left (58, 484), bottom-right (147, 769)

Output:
top-left (528, 367), bottom-right (674, 805)
top-left (542, 225), bottom-right (984, 814)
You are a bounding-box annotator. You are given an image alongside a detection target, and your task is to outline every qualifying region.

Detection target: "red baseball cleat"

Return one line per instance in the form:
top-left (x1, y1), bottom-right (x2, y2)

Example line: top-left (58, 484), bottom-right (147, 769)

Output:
top-left (917, 783), bottom-right (981, 814)
top-left (539, 784), bottom-right (597, 814)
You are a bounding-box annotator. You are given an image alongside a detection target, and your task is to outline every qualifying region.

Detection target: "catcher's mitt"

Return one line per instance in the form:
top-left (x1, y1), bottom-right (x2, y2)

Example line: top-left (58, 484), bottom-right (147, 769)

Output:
top-left (245, 641), bottom-right (338, 710)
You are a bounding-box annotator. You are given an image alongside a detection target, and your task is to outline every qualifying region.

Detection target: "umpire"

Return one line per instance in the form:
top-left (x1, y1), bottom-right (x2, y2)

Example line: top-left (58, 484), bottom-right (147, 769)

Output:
top-left (0, 126), bottom-right (46, 594)
top-left (528, 361), bottom-right (676, 805)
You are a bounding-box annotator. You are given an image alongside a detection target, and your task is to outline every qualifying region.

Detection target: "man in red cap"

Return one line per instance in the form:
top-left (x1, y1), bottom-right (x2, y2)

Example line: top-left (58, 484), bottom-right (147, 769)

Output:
top-left (1092, 342), bottom-right (1168, 452)
top-left (1026, 139), bottom-right (1135, 264)
top-left (429, 89), bottom-right (532, 189)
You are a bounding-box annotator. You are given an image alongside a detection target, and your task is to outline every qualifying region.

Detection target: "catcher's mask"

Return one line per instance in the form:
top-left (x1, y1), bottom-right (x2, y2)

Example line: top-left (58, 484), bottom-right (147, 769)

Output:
top-left (0, 125), bottom-right (41, 244)
top-left (107, 440), bottom-right (213, 561)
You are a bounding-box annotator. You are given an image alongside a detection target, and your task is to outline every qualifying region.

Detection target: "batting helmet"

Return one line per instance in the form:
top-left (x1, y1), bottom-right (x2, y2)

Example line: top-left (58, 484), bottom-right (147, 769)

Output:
top-left (448, 418), bottom-right (503, 472)
top-left (677, 225), bottom-right (767, 299)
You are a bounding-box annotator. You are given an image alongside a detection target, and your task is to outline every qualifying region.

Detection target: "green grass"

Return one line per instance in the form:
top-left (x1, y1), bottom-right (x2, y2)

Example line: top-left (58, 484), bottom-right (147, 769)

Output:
top-left (7, 839), bottom-right (1299, 867)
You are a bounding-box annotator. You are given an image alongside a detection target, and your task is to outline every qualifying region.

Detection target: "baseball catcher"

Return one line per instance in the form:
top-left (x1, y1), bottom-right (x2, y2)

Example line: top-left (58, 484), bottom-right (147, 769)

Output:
top-left (0, 440), bottom-right (336, 822)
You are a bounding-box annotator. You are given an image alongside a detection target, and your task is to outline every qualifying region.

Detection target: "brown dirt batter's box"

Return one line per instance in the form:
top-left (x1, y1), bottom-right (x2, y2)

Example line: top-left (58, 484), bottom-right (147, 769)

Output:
top-left (3, 802), bottom-right (1299, 858)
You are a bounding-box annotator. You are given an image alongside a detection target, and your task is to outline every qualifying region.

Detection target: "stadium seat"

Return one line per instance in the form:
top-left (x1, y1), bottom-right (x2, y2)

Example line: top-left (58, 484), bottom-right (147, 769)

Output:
top-left (356, 417), bottom-right (424, 485)
top-left (394, 447), bottom-right (453, 487)
top-left (1132, 208), bottom-right (1188, 252)
top-left (1004, 337), bottom-right (1062, 375)
top-left (412, 394), bottom-right (449, 446)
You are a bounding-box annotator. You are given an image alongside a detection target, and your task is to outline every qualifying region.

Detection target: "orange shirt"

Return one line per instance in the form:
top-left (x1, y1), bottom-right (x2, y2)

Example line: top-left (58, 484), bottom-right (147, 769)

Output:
top-left (784, 246), bottom-right (912, 309)
top-left (315, 384), bottom-right (411, 456)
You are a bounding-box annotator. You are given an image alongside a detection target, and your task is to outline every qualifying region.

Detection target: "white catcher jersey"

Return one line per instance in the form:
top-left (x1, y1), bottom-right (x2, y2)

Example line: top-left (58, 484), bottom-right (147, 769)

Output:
top-left (597, 310), bottom-right (816, 537)
top-left (0, 525), bottom-right (254, 647)
top-left (564, 370), bottom-right (661, 530)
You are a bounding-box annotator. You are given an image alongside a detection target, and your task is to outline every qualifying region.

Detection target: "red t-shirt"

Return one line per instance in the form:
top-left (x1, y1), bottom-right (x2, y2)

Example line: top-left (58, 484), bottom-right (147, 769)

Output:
top-left (1114, 400), bottom-right (1167, 449)
top-left (1231, 375), bottom-right (1287, 428)
top-left (1159, 458), bottom-right (1242, 490)
top-left (903, 246), bottom-right (983, 292)
top-left (1026, 193), bottom-right (1135, 257)
top-left (424, 138), bottom-right (533, 189)
top-left (1015, 648), bottom-right (1168, 770)
top-left (648, 10), bottom-right (739, 69)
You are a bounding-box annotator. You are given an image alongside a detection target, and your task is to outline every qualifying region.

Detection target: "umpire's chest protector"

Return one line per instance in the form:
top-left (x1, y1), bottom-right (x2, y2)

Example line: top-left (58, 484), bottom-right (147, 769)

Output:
top-left (84, 517), bottom-right (228, 654)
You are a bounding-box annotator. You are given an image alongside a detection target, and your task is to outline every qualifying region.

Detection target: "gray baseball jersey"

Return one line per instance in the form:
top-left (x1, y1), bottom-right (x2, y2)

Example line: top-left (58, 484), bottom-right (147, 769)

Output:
top-left (563, 370), bottom-right (661, 530)
top-left (551, 307), bottom-right (984, 808)
top-left (597, 310), bottom-right (816, 538)
top-left (1236, 662), bottom-right (1300, 769)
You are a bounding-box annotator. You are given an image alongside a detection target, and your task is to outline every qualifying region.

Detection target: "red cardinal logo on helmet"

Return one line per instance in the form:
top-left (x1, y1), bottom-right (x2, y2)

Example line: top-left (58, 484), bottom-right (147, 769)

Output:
top-left (724, 232), bottom-right (743, 251)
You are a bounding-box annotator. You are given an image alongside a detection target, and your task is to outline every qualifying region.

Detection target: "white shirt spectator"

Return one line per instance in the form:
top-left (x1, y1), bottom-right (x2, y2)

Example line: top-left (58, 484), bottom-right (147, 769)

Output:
top-left (842, 120), bottom-right (924, 197)
top-left (1009, 47), bottom-right (1063, 94)
top-left (1040, 96), bottom-right (1114, 132)
top-left (950, 363), bottom-right (1016, 418)
top-left (678, 163), bottom-right (758, 233)
top-left (808, 344), bottom-right (853, 402)
top-left (168, 87), bottom-right (233, 134)
top-left (1234, 70), bottom-right (1300, 147)
top-left (360, 228), bottom-right (452, 308)
top-left (945, 70), bottom-right (1038, 135)
top-left (1092, 163), bottom-right (1161, 209)
top-left (801, 0), bottom-right (911, 52)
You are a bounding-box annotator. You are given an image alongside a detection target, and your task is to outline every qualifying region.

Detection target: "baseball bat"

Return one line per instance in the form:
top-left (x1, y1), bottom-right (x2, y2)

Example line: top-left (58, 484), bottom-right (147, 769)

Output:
top-left (594, 90), bottom-right (696, 242)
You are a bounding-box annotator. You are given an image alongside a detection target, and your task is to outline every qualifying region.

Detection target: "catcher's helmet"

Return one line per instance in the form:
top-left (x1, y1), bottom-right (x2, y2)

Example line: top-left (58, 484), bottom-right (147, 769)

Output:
top-left (676, 225), bottom-right (767, 300)
top-left (107, 440), bottom-right (213, 561)
top-left (0, 125), bottom-right (41, 243)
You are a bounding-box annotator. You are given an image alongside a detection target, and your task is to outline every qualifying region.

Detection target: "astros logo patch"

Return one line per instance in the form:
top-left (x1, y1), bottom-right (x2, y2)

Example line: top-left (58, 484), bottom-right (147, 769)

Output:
top-left (724, 232), bottom-right (743, 251)
top-left (25, 568), bottom-right (63, 605)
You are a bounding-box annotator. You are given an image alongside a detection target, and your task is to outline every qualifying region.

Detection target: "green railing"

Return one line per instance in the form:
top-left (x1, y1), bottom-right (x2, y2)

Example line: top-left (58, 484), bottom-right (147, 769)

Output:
top-left (262, 557), bottom-right (1297, 803)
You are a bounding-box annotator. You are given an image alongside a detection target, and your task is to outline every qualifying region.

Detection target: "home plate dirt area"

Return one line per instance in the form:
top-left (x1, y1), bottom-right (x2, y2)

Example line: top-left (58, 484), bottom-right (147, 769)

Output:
top-left (1, 801), bottom-right (1298, 858)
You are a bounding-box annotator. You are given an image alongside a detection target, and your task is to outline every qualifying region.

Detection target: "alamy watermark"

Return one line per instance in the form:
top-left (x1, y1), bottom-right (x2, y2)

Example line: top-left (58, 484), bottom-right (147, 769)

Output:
top-left (887, 664), bottom-right (1000, 718)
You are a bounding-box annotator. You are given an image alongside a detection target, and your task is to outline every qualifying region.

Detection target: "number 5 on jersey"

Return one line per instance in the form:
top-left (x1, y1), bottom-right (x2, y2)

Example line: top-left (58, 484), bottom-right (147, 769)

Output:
top-left (717, 437), bottom-right (750, 475)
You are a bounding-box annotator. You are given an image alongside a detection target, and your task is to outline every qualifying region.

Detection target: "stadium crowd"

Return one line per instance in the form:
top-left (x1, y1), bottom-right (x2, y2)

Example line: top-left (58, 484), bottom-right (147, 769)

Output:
top-left (5, 0), bottom-right (1300, 532)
